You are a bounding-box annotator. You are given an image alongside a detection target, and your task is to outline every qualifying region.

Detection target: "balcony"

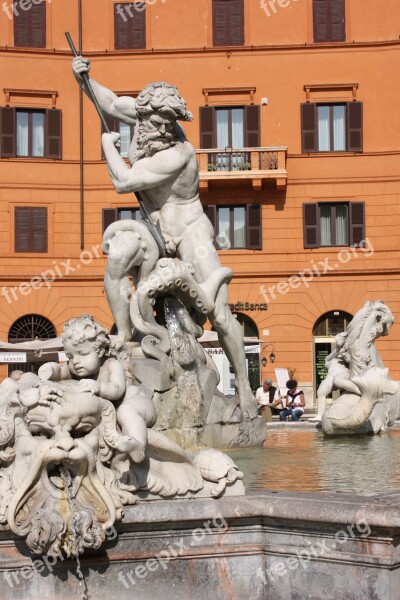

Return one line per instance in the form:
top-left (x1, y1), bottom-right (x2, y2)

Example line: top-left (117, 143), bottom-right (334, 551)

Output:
top-left (196, 147), bottom-right (287, 192)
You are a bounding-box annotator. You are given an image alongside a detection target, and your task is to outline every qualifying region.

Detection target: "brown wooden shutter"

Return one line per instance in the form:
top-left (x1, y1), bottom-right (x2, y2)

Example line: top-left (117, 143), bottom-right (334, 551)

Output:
top-left (213, 0), bottom-right (244, 46)
top-left (313, 0), bottom-right (329, 42)
top-left (114, 3), bottom-right (146, 49)
top-left (45, 109), bottom-right (62, 159)
top-left (0, 107), bottom-right (16, 158)
top-left (349, 202), bottom-right (365, 246)
top-left (245, 105), bottom-right (260, 148)
top-left (303, 203), bottom-right (320, 248)
top-left (15, 207), bottom-right (31, 252)
top-left (213, 0), bottom-right (229, 46)
top-left (330, 0), bottom-right (345, 42)
top-left (114, 4), bottom-right (130, 49)
top-left (229, 0), bottom-right (244, 46)
top-left (313, 0), bottom-right (345, 42)
top-left (200, 107), bottom-right (216, 149)
top-left (102, 208), bottom-right (118, 234)
top-left (246, 204), bottom-right (262, 250)
top-left (301, 103), bottom-right (318, 153)
top-left (14, 1), bottom-right (45, 47)
top-left (15, 207), bottom-right (47, 252)
top-left (132, 3), bottom-right (146, 49)
top-left (31, 208), bottom-right (48, 252)
top-left (346, 102), bottom-right (363, 152)
top-left (30, 2), bottom-right (46, 48)
top-left (14, 9), bottom-right (30, 47)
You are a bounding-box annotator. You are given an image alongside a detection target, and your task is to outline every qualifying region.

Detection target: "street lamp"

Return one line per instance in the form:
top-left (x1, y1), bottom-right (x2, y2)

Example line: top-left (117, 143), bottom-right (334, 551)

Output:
top-left (260, 343), bottom-right (276, 367)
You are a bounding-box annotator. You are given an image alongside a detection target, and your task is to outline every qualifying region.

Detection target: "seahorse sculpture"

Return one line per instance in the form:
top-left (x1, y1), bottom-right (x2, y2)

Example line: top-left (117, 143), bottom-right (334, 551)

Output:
top-left (320, 301), bottom-right (400, 435)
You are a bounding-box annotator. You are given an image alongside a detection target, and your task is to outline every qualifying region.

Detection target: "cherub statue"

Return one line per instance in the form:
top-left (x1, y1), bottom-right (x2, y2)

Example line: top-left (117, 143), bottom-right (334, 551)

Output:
top-left (39, 314), bottom-right (156, 463)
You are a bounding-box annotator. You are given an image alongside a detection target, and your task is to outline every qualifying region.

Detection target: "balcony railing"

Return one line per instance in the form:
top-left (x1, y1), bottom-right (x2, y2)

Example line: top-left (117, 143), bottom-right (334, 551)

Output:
top-left (196, 146), bottom-right (287, 191)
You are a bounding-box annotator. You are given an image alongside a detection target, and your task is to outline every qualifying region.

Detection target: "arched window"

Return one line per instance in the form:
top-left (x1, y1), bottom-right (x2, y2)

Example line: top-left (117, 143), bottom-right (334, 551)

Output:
top-left (232, 313), bottom-right (259, 339)
top-left (7, 314), bottom-right (57, 376)
top-left (8, 314), bottom-right (56, 343)
top-left (312, 310), bottom-right (353, 398)
top-left (313, 311), bottom-right (352, 337)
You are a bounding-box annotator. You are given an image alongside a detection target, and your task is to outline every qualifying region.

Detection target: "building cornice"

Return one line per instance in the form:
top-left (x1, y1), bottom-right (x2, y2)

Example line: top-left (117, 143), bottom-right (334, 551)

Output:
top-left (0, 39), bottom-right (399, 58)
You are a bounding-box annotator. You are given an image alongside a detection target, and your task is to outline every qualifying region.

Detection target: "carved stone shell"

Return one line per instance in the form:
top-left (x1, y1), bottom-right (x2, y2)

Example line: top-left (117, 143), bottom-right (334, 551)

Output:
top-left (193, 449), bottom-right (239, 482)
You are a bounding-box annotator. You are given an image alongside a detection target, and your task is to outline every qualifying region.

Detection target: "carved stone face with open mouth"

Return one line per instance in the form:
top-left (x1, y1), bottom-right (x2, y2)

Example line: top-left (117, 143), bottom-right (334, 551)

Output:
top-left (2, 379), bottom-right (127, 557)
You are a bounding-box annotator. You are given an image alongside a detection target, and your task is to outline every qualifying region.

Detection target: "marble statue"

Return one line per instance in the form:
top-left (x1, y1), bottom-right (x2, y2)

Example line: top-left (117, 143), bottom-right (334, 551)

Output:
top-left (0, 317), bottom-right (244, 557)
top-left (319, 301), bottom-right (400, 435)
top-left (69, 55), bottom-right (266, 448)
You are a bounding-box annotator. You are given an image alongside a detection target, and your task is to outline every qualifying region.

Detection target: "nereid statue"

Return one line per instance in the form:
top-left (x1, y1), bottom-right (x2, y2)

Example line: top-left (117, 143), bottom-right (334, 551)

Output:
top-left (318, 301), bottom-right (400, 435)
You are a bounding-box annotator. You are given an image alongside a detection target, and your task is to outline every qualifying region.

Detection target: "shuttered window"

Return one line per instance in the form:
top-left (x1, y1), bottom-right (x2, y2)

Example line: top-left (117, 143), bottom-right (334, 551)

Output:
top-left (204, 204), bottom-right (262, 250)
top-left (15, 207), bottom-right (48, 253)
top-left (102, 207), bottom-right (141, 233)
top-left (303, 202), bottom-right (365, 248)
top-left (313, 0), bottom-right (345, 42)
top-left (114, 2), bottom-right (146, 50)
top-left (0, 108), bottom-right (62, 159)
top-left (200, 105), bottom-right (260, 150)
top-left (213, 0), bottom-right (244, 46)
top-left (301, 102), bottom-right (363, 153)
top-left (14, 1), bottom-right (46, 47)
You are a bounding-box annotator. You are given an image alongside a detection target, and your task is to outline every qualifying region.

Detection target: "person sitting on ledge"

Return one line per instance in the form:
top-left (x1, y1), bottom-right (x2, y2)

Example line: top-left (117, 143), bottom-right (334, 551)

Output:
top-left (256, 378), bottom-right (282, 422)
top-left (279, 379), bottom-right (305, 422)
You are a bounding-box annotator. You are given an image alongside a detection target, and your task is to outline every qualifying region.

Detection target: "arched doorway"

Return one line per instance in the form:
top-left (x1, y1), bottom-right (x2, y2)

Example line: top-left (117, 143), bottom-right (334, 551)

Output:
top-left (8, 314), bottom-right (57, 375)
top-left (312, 310), bottom-right (352, 397)
top-left (233, 313), bottom-right (260, 393)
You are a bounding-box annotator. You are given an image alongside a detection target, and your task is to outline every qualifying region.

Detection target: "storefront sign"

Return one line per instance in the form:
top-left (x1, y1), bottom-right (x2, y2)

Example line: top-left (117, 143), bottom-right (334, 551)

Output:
top-left (0, 352), bottom-right (27, 363)
top-left (205, 345), bottom-right (260, 355)
top-left (229, 303), bottom-right (268, 311)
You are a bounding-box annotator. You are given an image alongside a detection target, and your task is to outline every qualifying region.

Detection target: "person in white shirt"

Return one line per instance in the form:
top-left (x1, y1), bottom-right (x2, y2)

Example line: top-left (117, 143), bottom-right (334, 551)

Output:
top-left (256, 379), bottom-right (282, 421)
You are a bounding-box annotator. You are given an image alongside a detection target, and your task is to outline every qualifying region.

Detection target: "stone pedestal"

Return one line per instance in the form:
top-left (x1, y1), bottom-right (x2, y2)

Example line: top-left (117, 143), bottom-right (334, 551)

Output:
top-left (1, 491), bottom-right (400, 599)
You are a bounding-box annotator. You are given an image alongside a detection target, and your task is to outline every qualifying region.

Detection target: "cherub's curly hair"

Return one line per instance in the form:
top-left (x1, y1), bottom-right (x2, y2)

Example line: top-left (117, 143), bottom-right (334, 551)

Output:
top-left (135, 82), bottom-right (193, 122)
top-left (62, 314), bottom-right (110, 353)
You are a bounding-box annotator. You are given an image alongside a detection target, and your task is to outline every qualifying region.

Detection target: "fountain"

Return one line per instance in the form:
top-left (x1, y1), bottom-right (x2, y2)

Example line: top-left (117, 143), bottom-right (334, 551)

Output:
top-left (0, 48), bottom-right (399, 600)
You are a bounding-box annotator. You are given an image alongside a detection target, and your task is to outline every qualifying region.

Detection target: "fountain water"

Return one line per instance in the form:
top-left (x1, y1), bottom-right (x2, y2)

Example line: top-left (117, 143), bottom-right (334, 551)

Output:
top-left (59, 465), bottom-right (88, 600)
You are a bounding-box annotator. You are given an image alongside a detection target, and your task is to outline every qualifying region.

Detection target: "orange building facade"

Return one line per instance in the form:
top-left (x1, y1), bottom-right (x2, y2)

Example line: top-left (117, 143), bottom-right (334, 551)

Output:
top-left (0, 0), bottom-right (399, 404)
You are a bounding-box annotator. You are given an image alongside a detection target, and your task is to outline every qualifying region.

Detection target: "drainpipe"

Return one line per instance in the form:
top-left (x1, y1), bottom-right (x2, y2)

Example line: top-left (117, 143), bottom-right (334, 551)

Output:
top-left (79, 0), bottom-right (84, 250)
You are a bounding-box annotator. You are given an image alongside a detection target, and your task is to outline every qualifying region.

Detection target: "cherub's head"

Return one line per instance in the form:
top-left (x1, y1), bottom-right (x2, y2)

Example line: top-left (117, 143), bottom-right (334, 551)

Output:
top-left (62, 314), bottom-right (110, 377)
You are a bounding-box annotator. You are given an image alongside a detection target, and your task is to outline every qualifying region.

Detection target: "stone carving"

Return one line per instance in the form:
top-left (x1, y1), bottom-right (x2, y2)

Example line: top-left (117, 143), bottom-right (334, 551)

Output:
top-left (192, 449), bottom-right (244, 498)
top-left (71, 55), bottom-right (266, 448)
top-left (319, 301), bottom-right (400, 435)
top-left (0, 317), bottom-right (244, 557)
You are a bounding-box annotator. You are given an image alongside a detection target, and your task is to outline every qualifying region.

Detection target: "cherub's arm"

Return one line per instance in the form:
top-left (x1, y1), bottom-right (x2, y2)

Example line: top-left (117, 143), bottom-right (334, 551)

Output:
top-left (102, 134), bottom-right (189, 193)
top-left (98, 359), bottom-right (126, 402)
top-left (38, 362), bottom-right (71, 382)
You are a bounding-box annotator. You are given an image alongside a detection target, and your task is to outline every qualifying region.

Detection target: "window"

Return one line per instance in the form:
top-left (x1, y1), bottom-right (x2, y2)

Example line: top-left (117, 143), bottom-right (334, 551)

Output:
top-left (0, 107), bottom-right (62, 159)
top-left (114, 2), bottom-right (146, 50)
top-left (102, 207), bottom-right (141, 233)
top-left (8, 314), bottom-right (56, 376)
top-left (301, 102), bottom-right (362, 153)
top-left (14, 0), bottom-right (46, 47)
top-left (213, 0), bottom-right (244, 46)
top-left (200, 105), bottom-right (260, 169)
top-left (15, 207), bottom-right (48, 253)
top-left (203, 204), bottom-right (262, 250)
top-left (313, 0), bottom-right (345, 42)
top-left (16, 110), bottom-right (45, 157)
top-left (102, 117), bottom-right (135, 159)
top-left (303, 202), bottom-right (365, 248)
top-left (313, 311), bottom-right (352, 337)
